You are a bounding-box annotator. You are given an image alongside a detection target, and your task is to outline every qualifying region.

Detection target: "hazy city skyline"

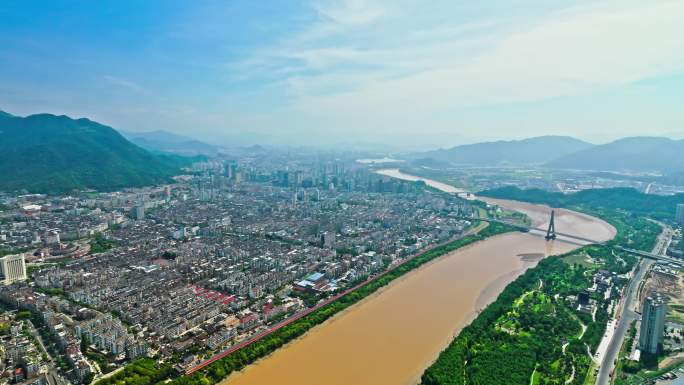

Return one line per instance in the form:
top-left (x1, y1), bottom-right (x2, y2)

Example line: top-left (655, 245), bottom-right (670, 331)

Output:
top-left (1, 0), bottom-right (683, 149)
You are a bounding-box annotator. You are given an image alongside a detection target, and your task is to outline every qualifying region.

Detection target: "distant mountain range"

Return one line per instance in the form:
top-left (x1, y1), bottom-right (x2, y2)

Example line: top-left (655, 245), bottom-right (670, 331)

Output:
top-left (2, 106), bottom-right (683, 193)
top-left (411, 135), bottom-right (684, 175)
top-left (546, 136), bottom-right (684, 173)
top-left (0, 111), bottom-right (194, 193)
top-left (414, 136), bottom-right (592, 166)
top-left (120, 130), bottom-right (222, 156)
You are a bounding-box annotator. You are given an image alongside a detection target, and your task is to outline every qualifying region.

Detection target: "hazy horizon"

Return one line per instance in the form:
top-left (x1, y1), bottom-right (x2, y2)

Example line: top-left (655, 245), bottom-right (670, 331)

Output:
top-left (1, 0), bottom-right (683, 149)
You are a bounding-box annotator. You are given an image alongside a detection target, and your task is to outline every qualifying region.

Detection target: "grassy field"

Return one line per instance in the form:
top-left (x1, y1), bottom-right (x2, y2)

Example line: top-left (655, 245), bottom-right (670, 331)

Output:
top-left (615, 361), bottom-right (684, 385)
top-left (561, 251), bottom-right (596, 269)
top-left (582, 363), bottom-right (598, 385)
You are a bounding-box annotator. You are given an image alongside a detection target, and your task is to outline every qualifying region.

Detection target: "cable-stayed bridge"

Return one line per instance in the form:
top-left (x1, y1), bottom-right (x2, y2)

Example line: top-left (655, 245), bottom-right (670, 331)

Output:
top-left (468, 212), bottom-right (681, 265)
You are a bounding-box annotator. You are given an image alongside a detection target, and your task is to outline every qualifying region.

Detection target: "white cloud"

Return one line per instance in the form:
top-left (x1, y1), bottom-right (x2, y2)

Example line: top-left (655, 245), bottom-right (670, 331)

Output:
top-left (229, 1), bottom-right (496, 85)
top-left (293, 0), bottom-right (684, 111)
top-left (313, 0), bottom-right (387, 26)
top-left (103, 75), bottom-right (145, 93)
top-left (220, 0), bottom-right (674, 145)
top-left (158, 0), bottom-right (684, 146)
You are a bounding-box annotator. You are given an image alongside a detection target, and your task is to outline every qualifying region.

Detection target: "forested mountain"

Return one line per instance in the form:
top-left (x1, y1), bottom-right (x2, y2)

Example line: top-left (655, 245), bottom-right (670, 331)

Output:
top-left (546, 137), bottom-right (684, 173)
top-left (0, 111), bottom-right (190, 193)
top-left (414, 136), bottom-right (593, 166)
top-left (479, 186), bottom-right (684, 221)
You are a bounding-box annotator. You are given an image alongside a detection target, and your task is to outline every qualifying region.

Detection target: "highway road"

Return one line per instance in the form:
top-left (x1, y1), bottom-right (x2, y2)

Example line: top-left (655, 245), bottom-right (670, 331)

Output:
top-left (595, 223), bottom-right (672, 385)
top-left (595, 258), bottom-right (653, 385)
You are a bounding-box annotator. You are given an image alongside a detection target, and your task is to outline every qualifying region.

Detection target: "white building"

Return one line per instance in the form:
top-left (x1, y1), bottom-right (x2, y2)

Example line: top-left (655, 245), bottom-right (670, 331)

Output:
top-left (44, 230), bottom-right (60, 245)
top-left (0, 253), bottom-right (27, 285)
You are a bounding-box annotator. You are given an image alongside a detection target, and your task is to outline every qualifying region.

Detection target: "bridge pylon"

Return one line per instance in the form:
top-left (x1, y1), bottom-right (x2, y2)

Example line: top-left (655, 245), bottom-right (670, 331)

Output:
top-left (545, 210), bottom-right (557, 241)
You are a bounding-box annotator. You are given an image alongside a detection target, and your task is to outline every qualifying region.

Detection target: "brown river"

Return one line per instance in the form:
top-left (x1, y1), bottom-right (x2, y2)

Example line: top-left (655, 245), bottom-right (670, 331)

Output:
top-left (223, 169), bottom-right (616, 385)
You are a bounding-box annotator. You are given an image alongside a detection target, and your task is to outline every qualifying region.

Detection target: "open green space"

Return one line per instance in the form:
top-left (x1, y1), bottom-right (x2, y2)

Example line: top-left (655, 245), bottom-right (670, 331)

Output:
top-left (615, 361), bottom-right (684, 385)
top-left (480, 185), bottom-right (684, 223)
top-left (94, 358), bottom-right (173, 385)
top-left (420, 242), bottom-right (629, 385)
top-left (90, 233), bottom-right (119, 254)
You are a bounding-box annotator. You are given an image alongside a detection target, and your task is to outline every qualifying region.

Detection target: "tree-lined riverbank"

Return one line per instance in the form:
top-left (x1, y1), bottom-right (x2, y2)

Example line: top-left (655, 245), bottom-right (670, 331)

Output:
top-left (417, 176), bottom-right (662, 385)
top-left (219, 172), bottom-right (613, 385)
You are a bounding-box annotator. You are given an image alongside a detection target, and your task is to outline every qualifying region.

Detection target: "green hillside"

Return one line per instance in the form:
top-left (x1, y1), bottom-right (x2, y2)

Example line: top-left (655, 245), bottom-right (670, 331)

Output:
top-left (479, 186), bottom-right (684, 221)
top-left (0, 112), bottom-right (191, 193)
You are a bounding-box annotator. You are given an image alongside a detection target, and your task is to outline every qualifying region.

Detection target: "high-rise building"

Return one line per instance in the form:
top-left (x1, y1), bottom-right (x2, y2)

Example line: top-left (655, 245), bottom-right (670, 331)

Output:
top-left (321, 232), bottom-right (335, 249)
top-left (225, 161), bottom-right (238, 180)
top-left (639, 294), bottom-right (667, 354)
top-left (676, 204), bottom-right (684, 226)
top-left (277, 170), bottom-right (289, 187)
top-left (133, 205), bottom-right (145, 220)
top-left (0, 253), bottom-right (27, 285)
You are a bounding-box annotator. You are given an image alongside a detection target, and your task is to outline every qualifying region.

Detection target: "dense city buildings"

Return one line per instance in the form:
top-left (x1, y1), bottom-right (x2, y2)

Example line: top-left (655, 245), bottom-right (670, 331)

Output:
top-left (2, 148), bottom-right (682, 385)
top-left (0, 153), bottom-right (477, 384)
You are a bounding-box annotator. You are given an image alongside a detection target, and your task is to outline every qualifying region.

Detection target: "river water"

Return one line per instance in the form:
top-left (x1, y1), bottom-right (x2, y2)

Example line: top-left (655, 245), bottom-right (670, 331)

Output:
top-left (223, 169), bottom-right (616, 385)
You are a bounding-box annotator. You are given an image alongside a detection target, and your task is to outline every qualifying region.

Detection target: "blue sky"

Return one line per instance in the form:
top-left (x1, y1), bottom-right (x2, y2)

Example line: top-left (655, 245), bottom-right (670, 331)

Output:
top-left (1, 0), bottom-right (683, 149)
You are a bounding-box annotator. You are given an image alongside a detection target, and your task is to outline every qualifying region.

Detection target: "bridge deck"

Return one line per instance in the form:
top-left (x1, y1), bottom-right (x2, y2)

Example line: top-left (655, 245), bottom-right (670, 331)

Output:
top-left (467, 216), bottom-right (680, 264)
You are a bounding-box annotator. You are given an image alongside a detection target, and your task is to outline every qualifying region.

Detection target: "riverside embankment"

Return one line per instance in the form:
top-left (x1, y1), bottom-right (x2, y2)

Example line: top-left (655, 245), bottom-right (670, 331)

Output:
top-left (222, 170), bottom-right (615, 385)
